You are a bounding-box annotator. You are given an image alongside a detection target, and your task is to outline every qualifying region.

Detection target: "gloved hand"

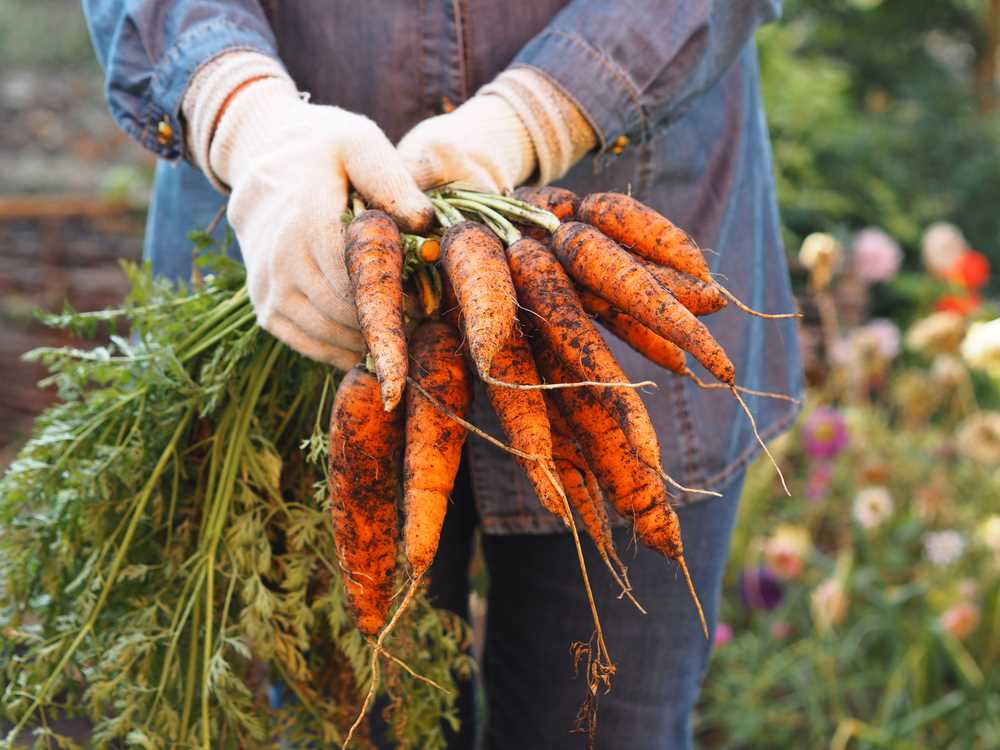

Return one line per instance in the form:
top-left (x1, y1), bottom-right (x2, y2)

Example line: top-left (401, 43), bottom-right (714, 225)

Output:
top-left (398, 68), bottom-right (597, 192)
top-left (183, 53), bottom-right (433, 369)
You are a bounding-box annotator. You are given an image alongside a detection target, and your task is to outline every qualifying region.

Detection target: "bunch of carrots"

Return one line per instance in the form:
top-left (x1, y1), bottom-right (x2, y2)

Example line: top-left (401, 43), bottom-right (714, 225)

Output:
top-left (330, 186), bottom-right (799, 747)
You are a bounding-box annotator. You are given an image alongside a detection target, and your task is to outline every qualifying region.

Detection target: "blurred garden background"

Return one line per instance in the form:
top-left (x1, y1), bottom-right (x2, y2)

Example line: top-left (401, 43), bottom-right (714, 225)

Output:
top-left (2, 0), bottom-right (999, 747)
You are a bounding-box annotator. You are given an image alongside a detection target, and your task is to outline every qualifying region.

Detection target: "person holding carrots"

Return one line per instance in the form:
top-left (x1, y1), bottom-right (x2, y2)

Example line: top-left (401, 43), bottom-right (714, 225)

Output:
top-left (83, 1), bottom-right (802, 747)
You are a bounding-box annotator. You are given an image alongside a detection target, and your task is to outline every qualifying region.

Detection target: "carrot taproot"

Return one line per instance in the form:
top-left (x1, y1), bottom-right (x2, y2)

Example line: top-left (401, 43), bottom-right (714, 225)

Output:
top-left (328, 365), bottom-right (404, 636)
top-left (345, 210), bottom-right (407, 411)
top-left (513, 185), bottom-right (580, 222)
top-left (403, 321), bottom-right (473, 576)
top-left (534, 341), bottom-right (707, 634)
top-left (483, 326), bottom-right (568, 524)
top-left (553, 221), bottom-right (735, 385)
top-left (439, 221), bottom-right (517, 378)
top-left (577, 191), bottom-right (712, 282)
top-left (577, 289), bottom-right (687, 375)
top-left (505, 237), bottom-right (662, 471)
top-left (636, 257), bottom-right (727, 316)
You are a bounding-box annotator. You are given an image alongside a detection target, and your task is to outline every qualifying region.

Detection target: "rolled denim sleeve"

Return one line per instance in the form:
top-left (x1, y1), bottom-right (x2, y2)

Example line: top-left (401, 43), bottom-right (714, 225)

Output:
top-left (513, 0), bottom-right (781, 152)
top-left (82, 0), bottom-right (280, 160)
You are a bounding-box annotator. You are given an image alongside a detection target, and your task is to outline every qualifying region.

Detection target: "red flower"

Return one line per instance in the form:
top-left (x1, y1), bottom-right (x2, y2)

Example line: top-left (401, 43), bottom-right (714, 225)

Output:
top-left (935, 293), bottom-right (980, 315)
top-left (952, 251), bottom-right (990, 289)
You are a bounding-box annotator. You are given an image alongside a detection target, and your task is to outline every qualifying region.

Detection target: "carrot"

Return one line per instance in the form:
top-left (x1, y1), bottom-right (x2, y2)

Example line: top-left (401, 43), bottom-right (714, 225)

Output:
top-left (577, 289), bottom-right (687, 375)
top-left (344, 210), bottom-right (407, 411)
top-left (483, 327), bottom-right (568, 524)
top-left (577, 192), bottom-right (712, 282)
top-left (513, 185), bottom-right (581, 222)
top-left (505, 237), bottom-right (661, 472)
top-left (552, 221), bottom-right (735, 385)
top-left (534, 341), bottom-right (706, 635)
top-left (327, 365), bottom-right (404, 637)
top-left (439, 221), bottom-right (517, 378)
top-left (636, 258), bottom-right (727, 316)
top-left (403, 321), bottom-right (473, 576)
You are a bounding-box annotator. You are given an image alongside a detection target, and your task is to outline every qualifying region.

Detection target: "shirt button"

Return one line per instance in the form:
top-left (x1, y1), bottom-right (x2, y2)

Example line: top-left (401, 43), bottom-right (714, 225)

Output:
top-left (156, 117), bottom-right (174, 147)
top-left (610, 135), bottom-right (629, 155)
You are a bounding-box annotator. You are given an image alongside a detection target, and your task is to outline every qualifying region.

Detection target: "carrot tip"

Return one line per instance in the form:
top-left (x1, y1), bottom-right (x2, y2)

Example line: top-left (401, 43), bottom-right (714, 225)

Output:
top-left (676, 555), bottom-right (708, 639)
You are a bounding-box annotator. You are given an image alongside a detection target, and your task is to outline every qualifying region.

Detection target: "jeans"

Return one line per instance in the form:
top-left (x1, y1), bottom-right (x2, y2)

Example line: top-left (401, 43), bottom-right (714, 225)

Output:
top-left (376, 457), bottom-right (747, 750)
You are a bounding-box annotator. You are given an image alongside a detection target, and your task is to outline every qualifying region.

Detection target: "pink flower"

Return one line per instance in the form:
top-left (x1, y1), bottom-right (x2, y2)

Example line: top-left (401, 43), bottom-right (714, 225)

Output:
top-left (922, 222), bottom-right (968, 278)
top-left (801, 407), bottom-right (849, 460)
top-left (853, 227), bottom-right (902, 283)
top-left (764, 526), bottom-right (811, 581)
top-left (714, 622), bottom-right (734, 649)
top-left (858, 319), bottom-right (901, 361)
top-left (805, 461), bottom-right (834, 502)
top-left (940, 602), bottom-right (980, 640)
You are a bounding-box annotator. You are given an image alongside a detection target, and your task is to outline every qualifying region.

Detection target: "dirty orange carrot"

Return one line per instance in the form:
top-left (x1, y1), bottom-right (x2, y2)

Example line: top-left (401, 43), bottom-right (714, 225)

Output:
top-left (505, 237), bottom-right (662, 471)
top-left (513, 185), bottom-right (581, 222)
top-left (553, 221), bottom-right (734, 385)
top-left (636, 257), bottom-right (727, 316)
top-left (403, 321), bottom-right (473, 576)
top-left (577, 191), bottom-right (712, 282)
top-left (328, 365), bottom-right (404, 636)
top-left (534, 342), bottom-right (707, 635)
top-left (345, 209), bottom-right (407, 411)
top-left (484, 327), bottom-right (568, 524)
top-left (577, 289), bottom-right (687, 375)
top-left (440, 221), bottom-right (517, 378)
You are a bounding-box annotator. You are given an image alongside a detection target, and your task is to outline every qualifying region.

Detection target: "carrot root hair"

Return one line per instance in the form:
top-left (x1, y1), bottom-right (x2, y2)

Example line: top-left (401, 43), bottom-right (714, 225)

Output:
top-left (716, 284), bottom-right (803, 320)
top-left (684, 369), bottom-right (801, 404)
top-left (481, 372), bottom-right (658, 392)
top-left (655, 467), bottom-right (722, 498)
top-left (730, 386), bottom-right (791, 497)
top-left (676, 555), bottom-right (708, 639)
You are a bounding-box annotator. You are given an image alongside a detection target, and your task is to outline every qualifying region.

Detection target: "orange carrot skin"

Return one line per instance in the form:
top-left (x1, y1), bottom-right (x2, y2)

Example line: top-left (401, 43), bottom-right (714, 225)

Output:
top-left (513, 185), bottom-right (581, 222)
top-left (637, 258), bottom-right (726, 316)
top-left (533, 339), bottom-right (682, 559)
top-left (345, 210), bottom-right (407, 411)
top-left (440, 221), bottom-right (517, 378)
top-left (484, 327), bottom-right (567, 523)
top-left (553, 222), bottom-right (734, 384)
top-left (506, 237), bottom-right (663, 470)
top-left (328, 365), bottom-right (404, 636)
top-left (550, 428), bottom-right (616, 555)
top-left (577, 289), bottom-right (687, 375)
top-left (577, 191), bottom-right (712, 283)
top-left (403, 321), bottom-right (473, 575)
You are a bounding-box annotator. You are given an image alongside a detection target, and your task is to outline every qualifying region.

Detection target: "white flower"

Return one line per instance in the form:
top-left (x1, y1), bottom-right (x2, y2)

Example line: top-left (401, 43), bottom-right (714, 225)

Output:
top-left (852, 486), bottom-right (894, 530)
top-left (763, 525), bottom-right (811, 581)
top-left (955, 412), bottom-right (1000, 464)
top-left (961, 318), bottom-right (1000, 378)
top-left (921, 221), bottom-right (967, 278)
top-left (923, 530), bottom-right (966, 566)
top-left (799, 232), bottom-right (842, 271)
top-left (810, 578), bottom-right (849, 633)
top-left (930, 355), bottom-right (967, 388)
top-left (905, 311), bottom-right (965, 355)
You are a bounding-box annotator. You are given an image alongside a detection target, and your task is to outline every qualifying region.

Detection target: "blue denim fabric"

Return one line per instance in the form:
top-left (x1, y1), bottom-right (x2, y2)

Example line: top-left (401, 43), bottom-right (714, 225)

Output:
top-left (84, 0), bottom-right (802, 535)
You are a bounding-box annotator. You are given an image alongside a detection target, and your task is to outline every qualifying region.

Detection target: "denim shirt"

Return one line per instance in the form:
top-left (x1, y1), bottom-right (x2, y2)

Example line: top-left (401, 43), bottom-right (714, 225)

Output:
top-left (83, 0), bottom-right (803, 535)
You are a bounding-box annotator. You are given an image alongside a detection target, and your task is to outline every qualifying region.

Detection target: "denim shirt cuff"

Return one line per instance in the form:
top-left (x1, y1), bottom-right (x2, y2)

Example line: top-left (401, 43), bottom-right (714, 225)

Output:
top-left (120, 21), bottom-right (279, 162)
top-left (513, 30), bottom-right (647, 156)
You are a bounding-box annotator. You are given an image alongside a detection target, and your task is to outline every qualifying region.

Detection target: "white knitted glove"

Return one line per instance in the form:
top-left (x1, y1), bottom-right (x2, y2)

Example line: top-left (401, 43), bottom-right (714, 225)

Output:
top-left (398, 67), bottom-right (597, 192)
top-left (183, 53), bottom-right (433, 369)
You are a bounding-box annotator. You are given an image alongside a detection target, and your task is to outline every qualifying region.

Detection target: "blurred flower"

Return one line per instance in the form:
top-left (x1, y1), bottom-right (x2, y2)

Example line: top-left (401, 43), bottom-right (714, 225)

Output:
top-left (924, 530), bottom-right (966, 566)
top-left (852, 486), bottom-right (894, 530)
top-left (935, 293), bottom-right (980, 315)
top-left (914, 477), bottom-right (952, 521)
top-left (955, 412), bottom-right (1000, 464)
top-left (801, 407), bottom-right (849, 460)
top-left (714, 622), bottom-right (733, 649)
top-left (805, 461), bottom-right (834, 502)
top-left (961, 318), bottom-right (1000, 377)
top-left (921, 222), bottom-right (967, 278)
top-left (953, 251), bottom-right (991, 288)
top-left (810, 578), bottom-right (849, 633)
top-left (764, 526), bottom-right (812, 581)
top-left (930, 355), bottom-right (968, 389)
top-left (740, 566), bottom-right (785, 611)
top-left (940, 601), bottom-right (980, 640)
top-left (855, 319), bottom-right (902, 360)
top-left (769, 620), bottom-right (792, 640)
top-left (905, 311), bottom-right (965, 355)
top-left (852, 227), bottom-right (902, 282)
top-left (799, 232), bottom-right (842, 270)
top-left (978, 516), bottom-right (1000, 553)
